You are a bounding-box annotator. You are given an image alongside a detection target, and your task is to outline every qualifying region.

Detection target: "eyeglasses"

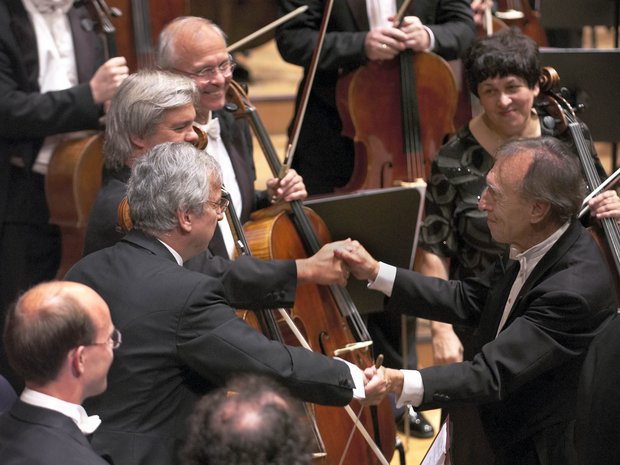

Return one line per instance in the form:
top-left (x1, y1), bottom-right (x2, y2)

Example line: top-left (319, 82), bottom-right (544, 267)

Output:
top-left (205, 197), bottom-right (230, 214)
top-left (178, 54), bottom-right (236, 81)
top-left (87, 328), bottom-right (122, 350)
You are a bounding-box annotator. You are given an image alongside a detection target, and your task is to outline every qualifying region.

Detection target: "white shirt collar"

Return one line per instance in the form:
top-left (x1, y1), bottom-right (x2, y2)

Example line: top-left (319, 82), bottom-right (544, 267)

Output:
top-left (20, 388), bottom-right (102, 434)
top-left (158, 239), bottom-right (184, 265)
top-left (509, 221), bottom-right (570, 265)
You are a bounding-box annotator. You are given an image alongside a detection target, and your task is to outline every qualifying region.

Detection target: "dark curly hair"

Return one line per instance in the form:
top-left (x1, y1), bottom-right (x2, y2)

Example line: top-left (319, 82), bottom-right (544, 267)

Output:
top-left (464, 28), bottom-right (540, 97)
top-left (180, 375), bottom-right (315, 465)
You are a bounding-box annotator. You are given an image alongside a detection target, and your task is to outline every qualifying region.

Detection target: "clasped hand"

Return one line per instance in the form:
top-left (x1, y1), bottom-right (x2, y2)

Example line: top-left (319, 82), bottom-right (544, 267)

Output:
top-left (364, 15), bottom-right (431, 61)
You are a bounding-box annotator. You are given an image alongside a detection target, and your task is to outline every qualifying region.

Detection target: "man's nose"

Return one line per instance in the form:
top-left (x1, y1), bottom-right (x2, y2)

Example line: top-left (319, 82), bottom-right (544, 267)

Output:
top-left (478, 187), bottom-right (489, 211)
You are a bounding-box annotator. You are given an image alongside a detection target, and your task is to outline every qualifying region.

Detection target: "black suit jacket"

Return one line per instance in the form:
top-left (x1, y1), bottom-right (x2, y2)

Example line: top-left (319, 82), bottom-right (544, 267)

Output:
top-left (574, 312), bottom-right (620, 465)
top-left (0, 400), bottom-right (111, 465)
top-left (275, 0), bottom-right (475, 193)
top-left (82, 165), bottom-right (299, 308)
top-left (385, 220), bottom-right (616, 461)
top-left (66, 230), bottom-right (354, 465)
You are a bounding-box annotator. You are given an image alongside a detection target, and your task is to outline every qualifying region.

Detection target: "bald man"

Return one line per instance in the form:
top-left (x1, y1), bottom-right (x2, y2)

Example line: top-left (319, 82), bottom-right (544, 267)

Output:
top-left (0, 281), bottom-right (119, 465)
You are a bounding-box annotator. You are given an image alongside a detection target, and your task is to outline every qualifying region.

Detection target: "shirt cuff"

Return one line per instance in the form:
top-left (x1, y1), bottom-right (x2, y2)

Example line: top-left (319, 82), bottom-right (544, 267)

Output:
top-left (367, 261), bottom-right (396, 297)
top-left (336, 358), bottom-right (366, 400)
top-left (396, 369), bottom-right (424, 408)
top-left (423, 25), bottom-right (436, 51)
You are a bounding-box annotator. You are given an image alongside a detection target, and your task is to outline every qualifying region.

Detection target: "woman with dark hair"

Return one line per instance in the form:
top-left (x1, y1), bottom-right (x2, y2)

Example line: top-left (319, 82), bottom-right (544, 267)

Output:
top-left (415, 28), bottom-right (620, 464)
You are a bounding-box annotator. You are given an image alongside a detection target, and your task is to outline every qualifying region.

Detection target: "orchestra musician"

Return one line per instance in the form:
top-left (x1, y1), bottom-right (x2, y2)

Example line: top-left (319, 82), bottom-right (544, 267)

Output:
top-left (0, 0), bottom-right (127, 390)
top-left (275, 0), bottom-right (475, 195)
top-left (66, 141), bottom-right (386, 465)
top-left (156, 16), bottom-right (307, 260)
top-left (0, 281), bottom-right (117, 465)
top-left (341, 137), bottom-right (617, 465)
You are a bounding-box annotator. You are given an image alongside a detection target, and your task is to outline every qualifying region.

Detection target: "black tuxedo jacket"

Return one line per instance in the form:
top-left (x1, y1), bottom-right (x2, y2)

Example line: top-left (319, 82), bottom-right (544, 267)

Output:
top-left (385, 220), bottom-right (616, 461)
top-left (0, 400), bottom-right (111, 465)
top-left (66, 230), bottom-right (354, 465)
top-left (0, 0), bottom-right (105, 226)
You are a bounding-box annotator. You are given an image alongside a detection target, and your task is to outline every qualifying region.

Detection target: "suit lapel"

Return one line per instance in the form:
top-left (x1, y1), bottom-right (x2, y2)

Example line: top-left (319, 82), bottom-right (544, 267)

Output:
top-left (345, 0), bottom-right (369, 31)
top-left (11, 400), bottom-right (93, 450)
top-left (6, 0), bottom-right (39, 90)
top-left (478, 255), bottom-right (520, 345)
top-left (500, 221), bottom-right (582, 330)
top-left (215, 110), bottom-right (254, 221)
top-left (68, 3), bottom-right (99, 83)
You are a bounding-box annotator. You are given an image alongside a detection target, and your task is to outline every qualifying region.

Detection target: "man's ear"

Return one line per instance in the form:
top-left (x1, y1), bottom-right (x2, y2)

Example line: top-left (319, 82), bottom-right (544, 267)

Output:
top-left (129, 135), bottom-right (147, 151)
top-left (70, 346), bottom-right (86, 377)
top-left (177, 209), bottom-right (192, 233)
top-left (530, 199), bottom-right (551, 224)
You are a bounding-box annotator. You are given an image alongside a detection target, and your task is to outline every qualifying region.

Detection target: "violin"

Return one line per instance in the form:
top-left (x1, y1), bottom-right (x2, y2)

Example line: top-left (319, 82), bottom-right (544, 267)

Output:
top-left (538, 67), bottom-right (620, 304)
top-left (335, 3), bottom-right (457, 190)
top-left (226, 80), bottom-right (395, 465)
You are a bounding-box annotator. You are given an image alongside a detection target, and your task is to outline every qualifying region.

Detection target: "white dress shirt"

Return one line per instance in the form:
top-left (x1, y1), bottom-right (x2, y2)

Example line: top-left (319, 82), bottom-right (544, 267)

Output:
top-left (21, 387), bottom-right (101, 434)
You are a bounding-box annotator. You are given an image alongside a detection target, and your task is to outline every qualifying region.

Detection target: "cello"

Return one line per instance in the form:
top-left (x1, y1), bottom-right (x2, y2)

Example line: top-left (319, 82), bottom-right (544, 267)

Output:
top-left (226, 78), bottom-right (395, 465)
top-left (45, 0), bottom-right (117, 278)
top-left (222, 187), bottom-right (331, 464)
top-left (538, 67), bottom-right (620, 304)
top-left (335, 0), bottom-right (458, 190)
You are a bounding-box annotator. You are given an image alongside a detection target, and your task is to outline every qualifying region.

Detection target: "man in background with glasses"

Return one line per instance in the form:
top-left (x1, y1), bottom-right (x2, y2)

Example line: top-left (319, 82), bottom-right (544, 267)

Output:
top-left (157, 17), bottom-right (307, 260)
top-left (0, 280), bottom-right (118, 465)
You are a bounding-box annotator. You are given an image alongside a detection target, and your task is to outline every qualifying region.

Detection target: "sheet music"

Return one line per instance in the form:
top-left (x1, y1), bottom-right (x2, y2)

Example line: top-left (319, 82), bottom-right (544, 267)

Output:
top-left (421, 415), bottom-right (451, 465)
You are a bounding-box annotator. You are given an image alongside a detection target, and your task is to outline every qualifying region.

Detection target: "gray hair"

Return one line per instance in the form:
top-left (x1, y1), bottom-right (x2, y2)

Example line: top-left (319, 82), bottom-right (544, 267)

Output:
top-left (157, 16), bottom-right (227, 70)
top-left (104, 69), bottom-right (200, 170)
top-left (496, 137), bottom-right (586, 224)
top-left (127, 142), bottom-right (222, 236)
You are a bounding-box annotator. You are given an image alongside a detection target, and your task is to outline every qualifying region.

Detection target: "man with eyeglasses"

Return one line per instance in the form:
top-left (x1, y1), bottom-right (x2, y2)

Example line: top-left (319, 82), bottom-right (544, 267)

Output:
top-left (67, 142), bottom-right (386, 465)
top-left (84, 69), bottom-right (350, 318)
top-left (157, 16), bottom-right (307, 260)
top-left (0, 281), bottom-right (118, 465)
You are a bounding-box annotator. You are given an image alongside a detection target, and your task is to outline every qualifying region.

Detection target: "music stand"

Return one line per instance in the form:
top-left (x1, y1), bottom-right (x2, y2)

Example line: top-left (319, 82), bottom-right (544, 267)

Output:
top-left (305, 183), bottom-right (425, 315)
top-left (539, 48), bottom-right (620, 167)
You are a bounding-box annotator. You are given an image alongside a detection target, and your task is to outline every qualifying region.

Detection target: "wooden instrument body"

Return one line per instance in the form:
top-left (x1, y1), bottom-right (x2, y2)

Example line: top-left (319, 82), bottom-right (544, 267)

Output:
top-left (243, 203), bottom-right (396, 465)
top-left (45, 134), bottom-right (104, 276)
top-left (336, 51), bottom-right (457, 190)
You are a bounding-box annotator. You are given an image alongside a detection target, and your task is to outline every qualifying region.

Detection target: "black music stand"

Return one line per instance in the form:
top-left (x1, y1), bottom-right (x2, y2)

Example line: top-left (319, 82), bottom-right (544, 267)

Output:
top-left (540, 0), bottom-right (617, 30)
top-left (539, 48), bottom-right (620, 167)
top-left (305, 184), bottom-right (425, 315)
